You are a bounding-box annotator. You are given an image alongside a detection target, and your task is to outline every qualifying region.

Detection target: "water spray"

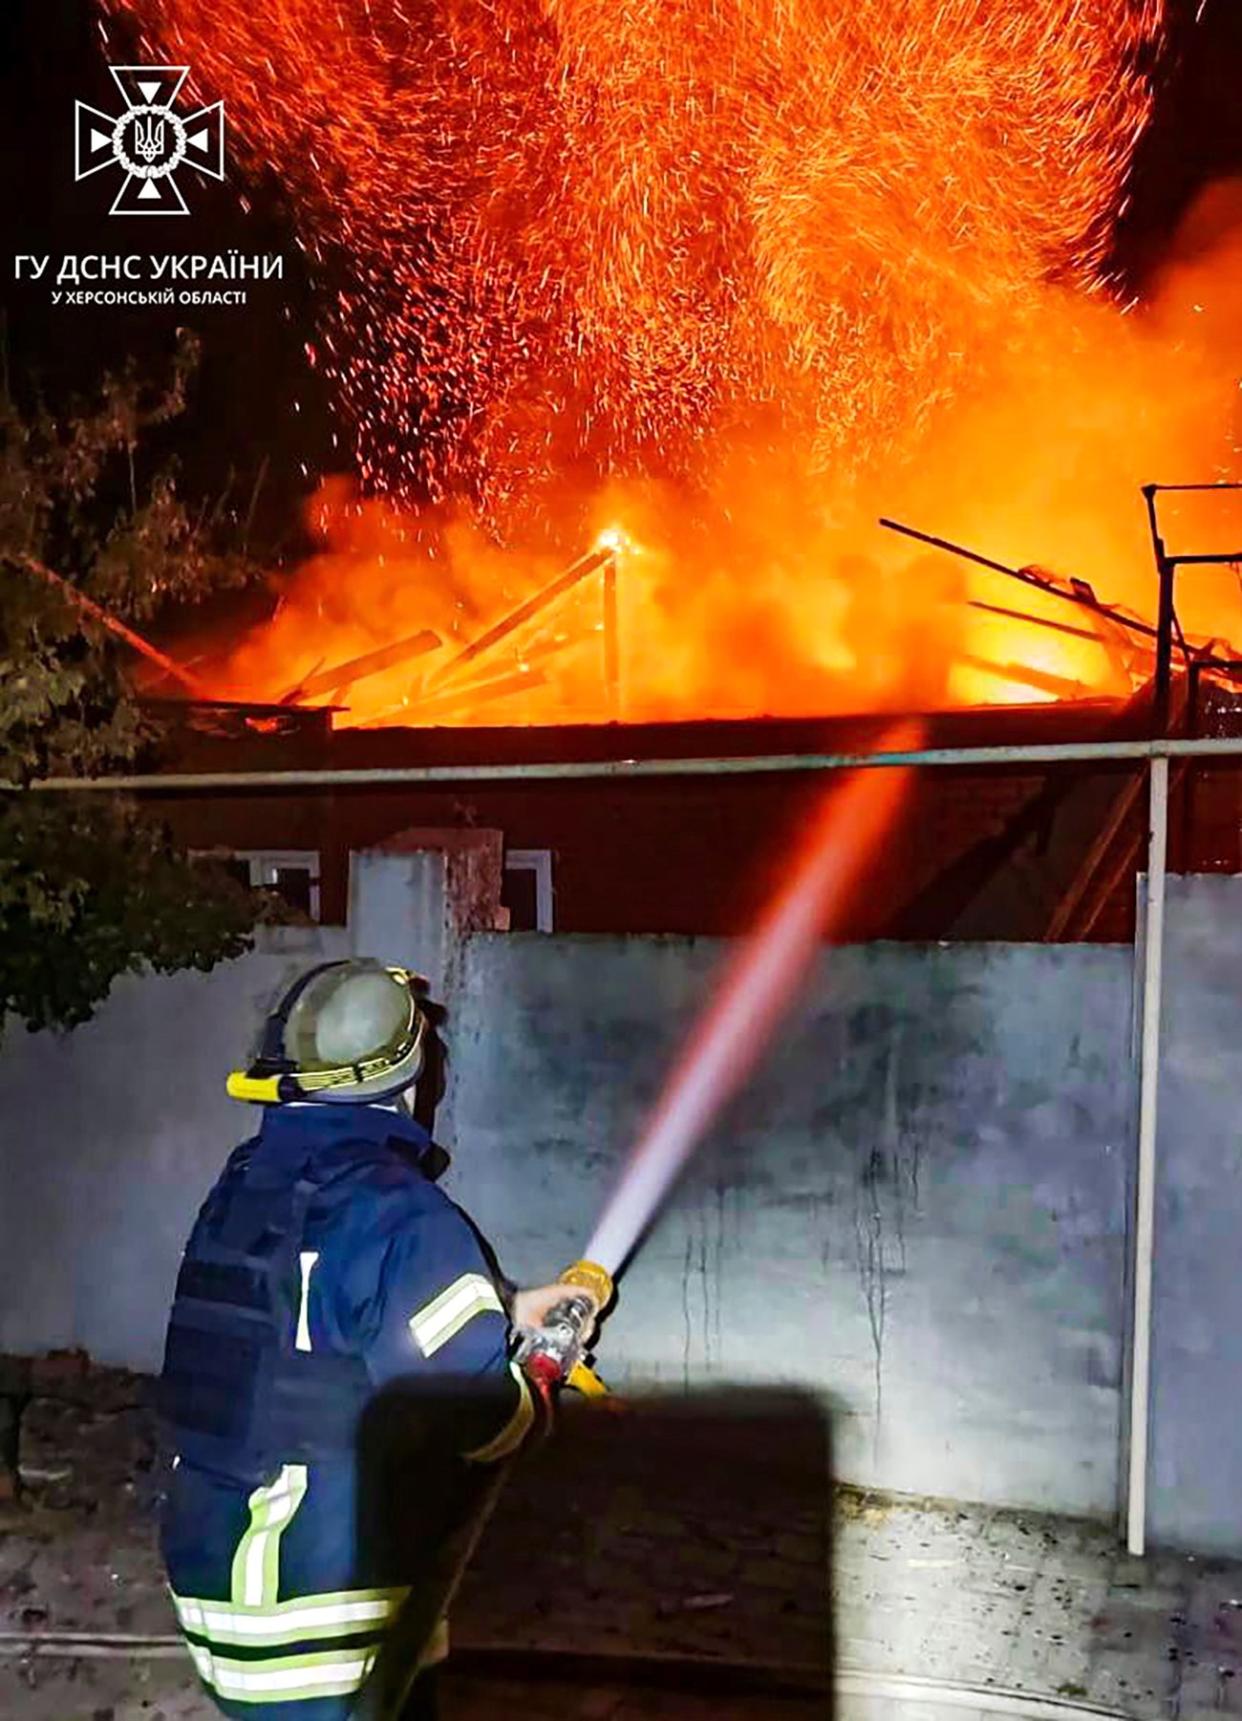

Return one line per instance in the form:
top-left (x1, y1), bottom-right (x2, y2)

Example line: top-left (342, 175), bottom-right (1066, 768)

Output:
top-left (393, 726), bottom-right (922, 1685)
top-left (583, 720), bottom-right (923, 1281)
top-left (517, 721), bottom-right (922, 1397)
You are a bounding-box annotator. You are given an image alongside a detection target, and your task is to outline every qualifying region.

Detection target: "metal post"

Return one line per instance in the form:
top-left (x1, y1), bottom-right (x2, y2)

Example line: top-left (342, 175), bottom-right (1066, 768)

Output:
top-left (1142, 486), bottom-right (1175, 736)
top-left (1154, 559), bottom-right (1176, 736)
top-left (1180, 662), bottom-right (1204, 872)
top-left (602, 551), bottom-right (620, 718)
top-left (1126, 753), bottom-right (1169, 1557)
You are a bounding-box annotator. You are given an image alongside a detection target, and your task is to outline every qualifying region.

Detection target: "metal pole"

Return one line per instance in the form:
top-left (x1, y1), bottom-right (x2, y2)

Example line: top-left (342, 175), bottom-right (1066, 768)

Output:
top-left (17, 733), bottom-right (1242, 796)
top-left (879, 517), bottom-right (1162, 646)
top-left (1141, 486), bottom-right (1175, 736)
top-left (966, 600), bottom-right (1109, 645)
top-left (1126, 754), bottom-right (1169, 1558)
top-left (1180, 662), bottom-right (1204, 872)
top-left (1153, 559), bottom-right (1175, 736)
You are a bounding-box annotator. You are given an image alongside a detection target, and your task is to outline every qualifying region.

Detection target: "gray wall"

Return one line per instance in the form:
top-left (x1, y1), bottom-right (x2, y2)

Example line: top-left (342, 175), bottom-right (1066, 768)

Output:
top-left (449, 938), bottom-right (1134, 1518)
top-left (1149, 875), bottom-right (1242, 1554)
top-left (0, 926), bottom-right (350, 1370)
top-left (0, 916), bottom-right (1136, 1522)
top-left (0, 844), bottom-right (459, 1372)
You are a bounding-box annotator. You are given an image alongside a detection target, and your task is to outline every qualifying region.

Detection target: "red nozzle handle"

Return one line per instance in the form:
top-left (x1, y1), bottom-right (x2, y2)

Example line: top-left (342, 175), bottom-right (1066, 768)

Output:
top-left (524, 1351), bottom-right (563, 1391)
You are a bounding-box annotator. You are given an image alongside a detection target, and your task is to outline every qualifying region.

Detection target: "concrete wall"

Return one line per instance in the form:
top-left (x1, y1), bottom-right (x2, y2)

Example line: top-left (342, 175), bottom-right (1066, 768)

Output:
top-left (0, 926), bottom-right (351, 1370)
top-left (0, 841), bottom-right (461, 1372)
top-left (449, 938), bottom-right (1134, 1518)
top-left (1149, 875), bottom-right (1242, 1554)
top-left (0, 907), bottom-right (1136, 1521)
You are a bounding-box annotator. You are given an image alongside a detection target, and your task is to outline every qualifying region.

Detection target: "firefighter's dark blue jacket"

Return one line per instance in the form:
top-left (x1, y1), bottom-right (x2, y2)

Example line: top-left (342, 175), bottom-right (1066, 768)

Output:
top-left (159, 1102), bottom-right (531, 1718)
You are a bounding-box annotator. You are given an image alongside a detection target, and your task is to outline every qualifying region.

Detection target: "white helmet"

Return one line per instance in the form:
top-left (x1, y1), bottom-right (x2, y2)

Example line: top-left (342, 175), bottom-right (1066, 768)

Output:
top-left (227, 960), bottom-right (428, 1106)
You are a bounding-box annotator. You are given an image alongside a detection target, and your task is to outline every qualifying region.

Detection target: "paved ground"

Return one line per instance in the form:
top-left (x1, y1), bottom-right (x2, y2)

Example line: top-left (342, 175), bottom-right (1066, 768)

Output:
top-left (1, 1361), bottom-right (1241, 1720)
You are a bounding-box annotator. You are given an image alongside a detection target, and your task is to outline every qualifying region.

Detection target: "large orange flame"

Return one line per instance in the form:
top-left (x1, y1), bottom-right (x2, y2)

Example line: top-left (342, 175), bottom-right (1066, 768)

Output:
top-left (102, 0), bottom-right (1242, 725)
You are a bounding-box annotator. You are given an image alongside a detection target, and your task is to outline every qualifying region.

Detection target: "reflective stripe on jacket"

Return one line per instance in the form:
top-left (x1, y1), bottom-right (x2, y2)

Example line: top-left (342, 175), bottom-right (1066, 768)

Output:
top-left (160, 1103), bottom-right (531, 1717)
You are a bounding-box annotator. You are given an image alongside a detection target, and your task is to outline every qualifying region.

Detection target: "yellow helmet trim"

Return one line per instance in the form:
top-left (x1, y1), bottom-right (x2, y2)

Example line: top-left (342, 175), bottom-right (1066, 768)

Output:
top-left (227, 962), bottom-right (429, 1104)
top-left (226, 1071), bottom-right (285, 1104)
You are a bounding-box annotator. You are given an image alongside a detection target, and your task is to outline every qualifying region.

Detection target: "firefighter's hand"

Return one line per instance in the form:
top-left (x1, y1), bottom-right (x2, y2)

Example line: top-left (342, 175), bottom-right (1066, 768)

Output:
top-left (512, 1283), bottom-right (601, 1345)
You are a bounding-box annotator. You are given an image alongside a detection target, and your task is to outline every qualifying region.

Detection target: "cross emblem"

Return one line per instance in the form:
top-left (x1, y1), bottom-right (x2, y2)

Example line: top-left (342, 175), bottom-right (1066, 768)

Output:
top-left (75, 66), bottom-right (225, 216)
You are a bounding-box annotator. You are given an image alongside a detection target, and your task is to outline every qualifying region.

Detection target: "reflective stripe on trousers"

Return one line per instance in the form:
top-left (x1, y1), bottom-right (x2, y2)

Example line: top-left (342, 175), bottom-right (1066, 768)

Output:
top-left (177, 1462), bottom-right (411, 1707)
top-left (187, 1641), bottom-right (380, 1704)
top-left (172, 1585), bottom-right (413, 1649)
top-left (231, 1465), bottom-right (309, 1609)
top-left (176, 1589), bottom-right (446, 1707)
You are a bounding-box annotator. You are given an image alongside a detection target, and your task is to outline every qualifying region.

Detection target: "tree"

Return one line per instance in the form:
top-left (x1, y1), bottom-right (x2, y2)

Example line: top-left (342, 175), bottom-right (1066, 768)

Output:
top-left (0, 332), bottom-right (268, 1034)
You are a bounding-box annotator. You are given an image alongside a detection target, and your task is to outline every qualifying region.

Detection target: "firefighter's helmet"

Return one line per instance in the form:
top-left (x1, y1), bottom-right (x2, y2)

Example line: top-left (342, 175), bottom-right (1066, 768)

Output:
top-left (227, 960), bottom-right (428, 1106)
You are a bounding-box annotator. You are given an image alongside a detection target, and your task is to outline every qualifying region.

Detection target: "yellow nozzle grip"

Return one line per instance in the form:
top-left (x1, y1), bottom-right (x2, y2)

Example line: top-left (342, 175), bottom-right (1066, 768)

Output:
top-left (566, 1362), bottom-right (609, 1399)
top-left (558, 1259), bottom-right (614, 1308)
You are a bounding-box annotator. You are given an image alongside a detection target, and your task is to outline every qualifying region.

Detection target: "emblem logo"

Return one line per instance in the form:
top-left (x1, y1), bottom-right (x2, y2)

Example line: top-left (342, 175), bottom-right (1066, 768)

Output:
top-left (75, 66), bottom-right (225, 216)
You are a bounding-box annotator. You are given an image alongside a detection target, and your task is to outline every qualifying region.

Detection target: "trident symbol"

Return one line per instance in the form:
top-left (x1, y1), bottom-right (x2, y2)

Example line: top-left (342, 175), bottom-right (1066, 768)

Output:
top-left (75, 66), bottom-right (226, 215)
top-left (134, 115), bottom-right (166, 162)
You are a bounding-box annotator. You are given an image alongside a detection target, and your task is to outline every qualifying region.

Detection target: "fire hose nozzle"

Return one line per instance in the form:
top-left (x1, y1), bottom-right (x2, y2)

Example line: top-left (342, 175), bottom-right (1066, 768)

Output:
top-left (565, 1361), bottom-right (609, 1399)
top-left (513, 1259), bottom-right (615, 1397)
top-left (558, 1259), bottom-right (615, 1308)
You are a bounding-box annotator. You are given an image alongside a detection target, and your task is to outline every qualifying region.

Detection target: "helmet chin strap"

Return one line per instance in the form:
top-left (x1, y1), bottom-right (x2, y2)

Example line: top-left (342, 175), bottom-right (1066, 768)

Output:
top-left (284, 1088), bottom-right (415, 1113)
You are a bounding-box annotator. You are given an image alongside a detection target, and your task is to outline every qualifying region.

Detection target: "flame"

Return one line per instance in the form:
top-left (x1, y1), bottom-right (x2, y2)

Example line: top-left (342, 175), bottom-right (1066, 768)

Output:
top-left (101, 0), bottom-right (1242, 726)
top-left (593, 524), bottom-right (632, 557)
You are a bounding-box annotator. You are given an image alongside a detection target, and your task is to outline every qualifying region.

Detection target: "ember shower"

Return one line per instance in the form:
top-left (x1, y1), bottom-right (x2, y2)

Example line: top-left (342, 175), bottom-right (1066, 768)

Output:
top-left (101, 0), bottom-right (1166, 500)
top-left (98, 0), bottom-right (1242, 725)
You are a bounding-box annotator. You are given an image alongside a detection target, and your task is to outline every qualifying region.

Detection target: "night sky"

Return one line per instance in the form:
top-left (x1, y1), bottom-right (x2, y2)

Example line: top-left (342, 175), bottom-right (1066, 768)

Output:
top-left (1, 0), bottom-right (329, 561)
top-left (2, 0), bottom-right (1242, 567)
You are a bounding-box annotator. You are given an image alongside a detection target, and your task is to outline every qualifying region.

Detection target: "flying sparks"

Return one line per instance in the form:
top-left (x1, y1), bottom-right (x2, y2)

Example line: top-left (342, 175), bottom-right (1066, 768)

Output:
top-left (102, 0), bottom-right (1165, 510)
top-left (101, 0), bottom-right (1242, 729)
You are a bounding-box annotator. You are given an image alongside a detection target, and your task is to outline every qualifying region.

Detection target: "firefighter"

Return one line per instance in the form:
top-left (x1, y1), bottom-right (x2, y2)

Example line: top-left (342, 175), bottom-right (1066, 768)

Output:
top-left (158, 958), bottom-right (598, 1720)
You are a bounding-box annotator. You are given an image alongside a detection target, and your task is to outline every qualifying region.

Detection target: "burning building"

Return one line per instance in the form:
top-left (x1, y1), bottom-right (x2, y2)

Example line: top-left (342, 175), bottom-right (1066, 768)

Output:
top-left (70, 0), bottom-right (1242, 947)
top-left (121, 667), bottom-right (1238, 946)
top-left (93, 0), bottom-right (1241, 737)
